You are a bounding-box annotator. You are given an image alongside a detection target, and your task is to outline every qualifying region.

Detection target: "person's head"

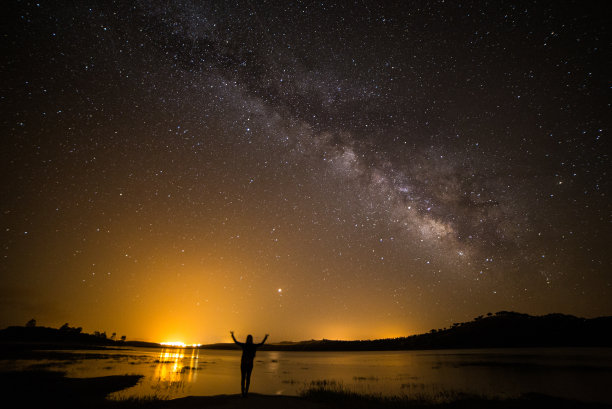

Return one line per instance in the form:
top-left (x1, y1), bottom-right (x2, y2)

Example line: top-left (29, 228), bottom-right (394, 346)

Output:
top-left (246, 334), bottom-right (253, 344)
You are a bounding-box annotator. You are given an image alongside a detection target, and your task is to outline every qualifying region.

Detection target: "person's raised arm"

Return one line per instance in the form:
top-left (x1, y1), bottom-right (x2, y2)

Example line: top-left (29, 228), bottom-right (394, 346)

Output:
top-left (230, 331), bottom-right (243, 346)
top-left (257, 333), bottom-right (269, 346)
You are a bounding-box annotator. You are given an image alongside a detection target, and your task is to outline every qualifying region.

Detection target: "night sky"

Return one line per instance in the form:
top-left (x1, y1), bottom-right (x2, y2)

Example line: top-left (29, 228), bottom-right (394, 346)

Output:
top-left (2, 1), bottom-right (610, 344)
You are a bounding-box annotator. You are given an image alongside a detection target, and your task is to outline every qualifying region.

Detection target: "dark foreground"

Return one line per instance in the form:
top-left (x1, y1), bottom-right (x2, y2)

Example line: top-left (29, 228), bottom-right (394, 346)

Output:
top-left (1, 370), bottom-right (610, 409)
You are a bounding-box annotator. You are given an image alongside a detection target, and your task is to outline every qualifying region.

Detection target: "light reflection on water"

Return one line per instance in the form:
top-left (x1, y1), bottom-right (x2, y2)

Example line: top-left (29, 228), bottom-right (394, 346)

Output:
top-left (1, 347), bottom-right (611, 403)
top-left (154, 348), bottom-right (199, 385)
top-left (138, 348), bottom-right (197, 398)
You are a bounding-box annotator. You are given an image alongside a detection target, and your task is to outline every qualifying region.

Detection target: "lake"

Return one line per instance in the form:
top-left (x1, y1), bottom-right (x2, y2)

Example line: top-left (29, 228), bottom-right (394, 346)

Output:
top-left (2, 347), bottom-right (611, 404)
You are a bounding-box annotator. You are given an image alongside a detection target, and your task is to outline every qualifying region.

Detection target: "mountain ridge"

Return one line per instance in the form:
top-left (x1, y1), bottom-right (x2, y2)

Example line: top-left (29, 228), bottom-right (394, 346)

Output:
top-left (2, 311), bottom-right (611, 350)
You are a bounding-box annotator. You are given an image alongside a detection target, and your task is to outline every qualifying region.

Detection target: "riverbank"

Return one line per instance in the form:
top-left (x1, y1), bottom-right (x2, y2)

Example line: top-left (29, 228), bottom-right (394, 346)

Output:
top-left (108, 392), bottom-right (612, 409)
top-left (109, 393), bottom-right (612, 409)
top-left (0, 370), bottom-right (142, 408)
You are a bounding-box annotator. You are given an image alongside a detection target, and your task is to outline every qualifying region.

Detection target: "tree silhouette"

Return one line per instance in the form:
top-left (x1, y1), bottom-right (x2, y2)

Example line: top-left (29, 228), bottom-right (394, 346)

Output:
top-left (26, 319), bottom-right (36, 327)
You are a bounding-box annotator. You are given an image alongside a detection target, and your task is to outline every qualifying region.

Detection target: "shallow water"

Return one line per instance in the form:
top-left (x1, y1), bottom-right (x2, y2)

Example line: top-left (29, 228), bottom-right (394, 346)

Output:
top-left (2, 347), bottom-right (611, 403)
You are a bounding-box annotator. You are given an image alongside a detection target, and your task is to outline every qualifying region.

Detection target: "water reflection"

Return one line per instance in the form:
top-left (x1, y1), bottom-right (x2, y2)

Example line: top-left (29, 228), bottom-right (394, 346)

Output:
top-left (151, 348), bottom-right (200, 396)
top-left (4, 347), bottom-right (610, 404)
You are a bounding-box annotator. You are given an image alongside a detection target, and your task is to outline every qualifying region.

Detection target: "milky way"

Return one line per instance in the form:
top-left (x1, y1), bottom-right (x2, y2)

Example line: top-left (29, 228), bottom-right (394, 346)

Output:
top-left (2, 1), bottom-right (610, 342)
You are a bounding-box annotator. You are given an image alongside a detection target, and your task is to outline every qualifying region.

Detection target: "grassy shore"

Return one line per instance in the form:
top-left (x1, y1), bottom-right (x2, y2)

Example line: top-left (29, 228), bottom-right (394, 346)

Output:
top-left (105, 389), bottom-right (612, 409)
top-left (299, 382), bottom-right (612, 409)
top-left (1, 370), bottom-right (610, 409)
top-left (0, 370), bottom-right (143, 408)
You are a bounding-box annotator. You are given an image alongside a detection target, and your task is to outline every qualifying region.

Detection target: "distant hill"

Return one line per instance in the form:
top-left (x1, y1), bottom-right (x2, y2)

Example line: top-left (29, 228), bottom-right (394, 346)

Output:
top-left (2, 312), bottom-right (611, 351)
top-left (0, 325), bottom-right (160, 349)
top-left (203, 311), bottom-right (612, 351)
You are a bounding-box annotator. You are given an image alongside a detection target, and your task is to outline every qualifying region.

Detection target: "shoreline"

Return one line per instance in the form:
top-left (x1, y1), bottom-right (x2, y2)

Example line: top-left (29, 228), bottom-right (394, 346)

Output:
top-left (137, 393), bottom-right (612, 409)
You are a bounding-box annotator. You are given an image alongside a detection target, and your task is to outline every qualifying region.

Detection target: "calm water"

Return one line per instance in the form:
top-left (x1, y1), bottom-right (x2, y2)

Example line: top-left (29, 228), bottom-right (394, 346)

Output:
top-left (2, 347), bottom-right (611, 403)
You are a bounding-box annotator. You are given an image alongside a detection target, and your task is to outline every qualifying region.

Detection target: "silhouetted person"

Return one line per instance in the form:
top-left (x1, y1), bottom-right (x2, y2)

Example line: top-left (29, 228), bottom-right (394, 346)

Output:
top-left (230, 330), bottom-right (269, 397)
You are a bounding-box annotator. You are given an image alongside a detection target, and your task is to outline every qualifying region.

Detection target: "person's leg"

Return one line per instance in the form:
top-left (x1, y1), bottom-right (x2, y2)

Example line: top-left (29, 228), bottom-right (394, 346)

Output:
top-left (245, 366), bottom-right (252, 396)
top-left (240, 367), bottom-right (246, 396)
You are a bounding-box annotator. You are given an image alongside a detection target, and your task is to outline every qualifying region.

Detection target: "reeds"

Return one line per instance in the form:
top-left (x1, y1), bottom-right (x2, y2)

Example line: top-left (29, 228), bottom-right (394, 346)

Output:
top-left (300, 379), bottom-right (490, 408)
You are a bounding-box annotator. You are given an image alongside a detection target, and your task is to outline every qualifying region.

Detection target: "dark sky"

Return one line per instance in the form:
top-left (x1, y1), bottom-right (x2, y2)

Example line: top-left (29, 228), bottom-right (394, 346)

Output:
top-left (2, 0), bottom-right (610, 343)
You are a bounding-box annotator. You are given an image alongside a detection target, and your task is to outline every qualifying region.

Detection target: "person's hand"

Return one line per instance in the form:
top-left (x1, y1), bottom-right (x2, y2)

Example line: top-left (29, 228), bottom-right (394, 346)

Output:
top-left (265, 333), bottom-right (269, 337)
top-left (230, 330), bottom-right (234, 335)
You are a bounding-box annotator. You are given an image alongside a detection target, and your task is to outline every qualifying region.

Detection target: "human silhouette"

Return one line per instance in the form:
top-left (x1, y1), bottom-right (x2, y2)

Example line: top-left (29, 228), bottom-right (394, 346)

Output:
top-left (230, 330), bottom-right (269, 397)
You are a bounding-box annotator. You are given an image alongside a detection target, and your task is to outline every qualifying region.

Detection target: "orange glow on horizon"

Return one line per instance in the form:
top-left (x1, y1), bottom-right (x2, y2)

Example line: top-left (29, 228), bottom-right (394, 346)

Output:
top-left (160, 341), bottom-right (202, 347)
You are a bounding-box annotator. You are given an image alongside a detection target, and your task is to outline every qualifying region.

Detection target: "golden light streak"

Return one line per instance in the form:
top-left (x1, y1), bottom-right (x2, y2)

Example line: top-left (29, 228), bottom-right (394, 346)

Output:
top-left (160, 341), bottom-right (202, 347)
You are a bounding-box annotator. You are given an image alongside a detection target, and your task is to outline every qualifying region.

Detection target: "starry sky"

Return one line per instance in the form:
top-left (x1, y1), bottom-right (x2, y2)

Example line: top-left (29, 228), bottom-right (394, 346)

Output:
top-left (2, 1), bottom-right (610, 344)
